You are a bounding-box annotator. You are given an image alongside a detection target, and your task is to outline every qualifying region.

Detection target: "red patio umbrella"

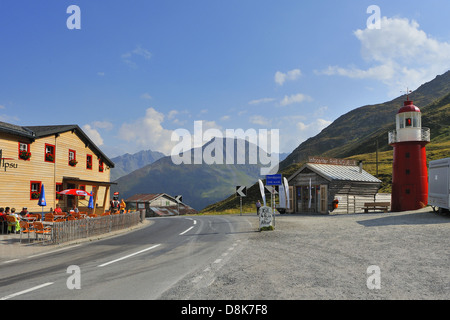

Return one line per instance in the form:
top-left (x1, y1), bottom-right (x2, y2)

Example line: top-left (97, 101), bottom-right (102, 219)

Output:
top-left (58, 189), bottom-right (92, 197)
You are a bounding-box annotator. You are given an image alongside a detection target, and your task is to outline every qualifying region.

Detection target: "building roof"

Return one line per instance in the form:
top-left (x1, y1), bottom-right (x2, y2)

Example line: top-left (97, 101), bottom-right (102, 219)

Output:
top-left (125, 193), bottom-right (187, 206)
top-left (0, 121), bottom-right (114, 168)
top-left (126, 193), bottom-right (165, 202)
top-left (288, 163), bottom-right (382, 183)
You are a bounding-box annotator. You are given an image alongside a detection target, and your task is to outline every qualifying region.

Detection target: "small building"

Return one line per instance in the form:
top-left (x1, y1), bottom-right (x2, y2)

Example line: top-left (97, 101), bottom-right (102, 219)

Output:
top-left (0, 121), bottom-right (115, 213)
top-left (125, 193), bottom-right (198, 217)
top-left (287, 157), bottom-right (383, 214)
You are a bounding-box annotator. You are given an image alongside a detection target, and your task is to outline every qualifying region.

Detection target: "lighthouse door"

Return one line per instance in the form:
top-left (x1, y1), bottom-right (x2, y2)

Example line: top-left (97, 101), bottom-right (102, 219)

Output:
top-left (401, 184), bottom-right (416, 210)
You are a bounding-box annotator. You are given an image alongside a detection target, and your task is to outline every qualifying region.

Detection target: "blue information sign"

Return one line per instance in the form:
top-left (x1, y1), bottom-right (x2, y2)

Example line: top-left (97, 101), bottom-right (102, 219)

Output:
top-left (266, 174), bottom-right (282, 186)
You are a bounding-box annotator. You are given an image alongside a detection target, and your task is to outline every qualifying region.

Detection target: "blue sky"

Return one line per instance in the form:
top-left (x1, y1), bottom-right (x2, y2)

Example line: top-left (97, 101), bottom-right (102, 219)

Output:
top-left (1, 0), bottom-right (449, 157)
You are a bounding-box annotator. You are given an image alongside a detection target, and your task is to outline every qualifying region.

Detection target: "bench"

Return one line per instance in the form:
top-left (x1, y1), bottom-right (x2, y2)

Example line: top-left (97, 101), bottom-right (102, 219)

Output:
top-left (362, 202), bottom-right (390, 213)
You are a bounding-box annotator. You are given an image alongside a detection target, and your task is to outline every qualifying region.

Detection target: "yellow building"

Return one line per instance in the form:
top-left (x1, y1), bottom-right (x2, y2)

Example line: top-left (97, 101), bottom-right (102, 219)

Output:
top-left (0, 121), bottom-right (115, 214)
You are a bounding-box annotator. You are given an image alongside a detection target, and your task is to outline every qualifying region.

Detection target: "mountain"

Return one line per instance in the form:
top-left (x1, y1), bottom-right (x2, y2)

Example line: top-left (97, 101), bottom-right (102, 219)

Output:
top-left (203, 71), bottom-right (450, 213)
top-left (112, 138), bottom-right (279, 210)
top-left (110, 149), bottom-right (165, 181)
top-left (279, 70), bottom-right (450, 170)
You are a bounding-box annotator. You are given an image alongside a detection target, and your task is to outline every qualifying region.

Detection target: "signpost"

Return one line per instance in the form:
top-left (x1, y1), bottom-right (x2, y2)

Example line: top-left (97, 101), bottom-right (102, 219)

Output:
top-left (266, 174), bottom-right (282, 186)
top-left (236, 186), bottom-right (247, 216)
top-left (175, 195), bottom-right (182, 215)
top-left (266, 174), bottom-right (282, 226)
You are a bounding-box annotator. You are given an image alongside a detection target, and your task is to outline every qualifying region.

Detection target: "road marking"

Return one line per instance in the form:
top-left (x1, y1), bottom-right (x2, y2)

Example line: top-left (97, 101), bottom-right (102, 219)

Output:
top-left (213, 258), bottom-right (222, 264)
top-left (97, 244), bottom-right (161, 267)
top-left (3, 259), bottom-right (19, 264)
top-left (0, 282), bottom-right (54, 300)
top-left (179, 226), bottom-right (194, 235)
top-left (28, 244), bottom-right (82, 258)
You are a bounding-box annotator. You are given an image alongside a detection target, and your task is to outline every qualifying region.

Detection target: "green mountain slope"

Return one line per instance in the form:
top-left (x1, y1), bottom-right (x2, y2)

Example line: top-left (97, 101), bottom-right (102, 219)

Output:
top-left (203, 71), bottom-right (450, 213)
top-left (280, 71), bottom-right (450, 170)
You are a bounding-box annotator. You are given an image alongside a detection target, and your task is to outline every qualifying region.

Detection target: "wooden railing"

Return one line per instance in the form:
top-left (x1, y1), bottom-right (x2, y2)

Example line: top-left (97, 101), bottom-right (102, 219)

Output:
top-left (50, 212), bottom-right (141, 244)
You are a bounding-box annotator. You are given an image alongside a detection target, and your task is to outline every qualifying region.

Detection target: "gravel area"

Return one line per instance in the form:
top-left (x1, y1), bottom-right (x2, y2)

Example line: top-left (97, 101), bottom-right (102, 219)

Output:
top-left (163, 208), bottom-right (449, 300)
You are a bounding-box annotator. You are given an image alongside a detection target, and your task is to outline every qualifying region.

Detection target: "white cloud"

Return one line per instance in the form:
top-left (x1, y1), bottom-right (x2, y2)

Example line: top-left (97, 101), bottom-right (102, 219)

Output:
top-left (92, 121), bottom-right (113, 131)
top-left (248, 97), bottom-right (275, 105)
top-left (140, 93), bottom-right (152, 100)
top-left (122, 45), bottom-right (152, 68)
top-left (275, 69), bottom-right (302, 85)
top-left (82, 124), bottom-right (104, 146)
top-left (279, 93), bottom-right (312, 106)
top-left (317, 17), bottom-right (450, 96)
top-left (249, 115), bottom-right (271, 126)
top-left (278, 117), bottom-right (332, 153)
top-left (118, 107), bottom-right (175, 154)
top-left (0, 105), bottom-right (5, 109)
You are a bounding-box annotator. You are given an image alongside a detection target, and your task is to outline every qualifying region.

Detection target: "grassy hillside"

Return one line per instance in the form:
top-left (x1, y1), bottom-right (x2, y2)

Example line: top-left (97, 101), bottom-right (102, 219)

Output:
top-left (202, 77), bottom-right (450, 214)
top-left (280, 71), bottom-right (450, 171)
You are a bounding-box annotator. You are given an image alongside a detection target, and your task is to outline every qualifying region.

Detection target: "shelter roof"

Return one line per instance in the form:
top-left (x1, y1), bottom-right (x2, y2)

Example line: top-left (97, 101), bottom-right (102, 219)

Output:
top-left (288, 163), bottom-right (381, 183)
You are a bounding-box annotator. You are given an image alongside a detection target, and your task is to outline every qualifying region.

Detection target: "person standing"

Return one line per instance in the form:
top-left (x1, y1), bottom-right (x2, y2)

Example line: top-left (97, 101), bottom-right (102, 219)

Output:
top-left (256, 200), bottom-right (261, 215)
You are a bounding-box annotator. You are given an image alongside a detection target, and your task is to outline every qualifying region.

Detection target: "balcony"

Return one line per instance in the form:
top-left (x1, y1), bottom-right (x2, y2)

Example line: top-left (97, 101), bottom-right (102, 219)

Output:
top-left (388, 127), bottom-right (430, 144)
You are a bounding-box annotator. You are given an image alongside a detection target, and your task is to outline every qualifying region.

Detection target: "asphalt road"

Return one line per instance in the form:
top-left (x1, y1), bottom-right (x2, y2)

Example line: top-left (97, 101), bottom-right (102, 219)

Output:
top-left (0, 215), bottom-right (254, 300)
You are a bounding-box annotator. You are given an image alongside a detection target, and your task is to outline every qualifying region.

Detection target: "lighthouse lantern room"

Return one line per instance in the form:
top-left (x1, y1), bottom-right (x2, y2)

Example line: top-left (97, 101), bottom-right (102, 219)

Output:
top-left (388, 96), bottom-right (430, 212)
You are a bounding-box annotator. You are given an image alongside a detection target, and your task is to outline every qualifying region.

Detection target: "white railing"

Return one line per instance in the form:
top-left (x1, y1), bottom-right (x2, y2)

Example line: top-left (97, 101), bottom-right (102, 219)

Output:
top-left (388, 127), bottom-right (430, 144)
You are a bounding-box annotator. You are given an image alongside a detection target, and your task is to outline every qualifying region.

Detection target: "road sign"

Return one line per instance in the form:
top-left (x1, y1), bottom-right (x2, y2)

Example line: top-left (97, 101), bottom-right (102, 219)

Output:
top-left (175, 195), bottom-right (183, 203)
top-left (266, 174), bottom-right (282, 186)
top-left (236, 186), bottom-right (247, 197)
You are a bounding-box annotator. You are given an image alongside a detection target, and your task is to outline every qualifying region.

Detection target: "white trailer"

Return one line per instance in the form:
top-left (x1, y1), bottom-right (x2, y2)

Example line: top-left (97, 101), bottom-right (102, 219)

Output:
top-left (428, 157), bottom-right (450, 213)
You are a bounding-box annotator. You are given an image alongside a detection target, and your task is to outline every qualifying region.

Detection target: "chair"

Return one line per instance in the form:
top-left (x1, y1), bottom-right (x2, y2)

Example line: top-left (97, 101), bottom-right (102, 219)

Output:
top-left (20, 220), bottom-right (34, 243)
top-left (33, 221), bottom-right (52, 243)
top-left (44, 213), bottom-right (55, 222)
top-left (6, 215), bottom-right (19, 234)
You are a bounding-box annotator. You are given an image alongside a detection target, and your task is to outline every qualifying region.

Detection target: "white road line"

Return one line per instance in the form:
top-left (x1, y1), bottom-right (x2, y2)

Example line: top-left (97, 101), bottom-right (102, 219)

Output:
top-left (97, 244), bottom-right (161, 267)
top-left (193, 220), bottom-right (197, 225)
top-left (179, 226), bottom-right (194, 235)
top-left (0, 282), bottom-right (54, 300)
top-left (27, 244), bottom-right (82, 258)
top-left (3, 259), bottom-right (19, 264)
top-left (213, 258), bottom-right (222, 264)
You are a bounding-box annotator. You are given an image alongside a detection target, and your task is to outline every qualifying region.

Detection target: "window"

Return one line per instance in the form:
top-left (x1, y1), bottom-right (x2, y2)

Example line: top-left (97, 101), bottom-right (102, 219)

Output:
top-left (79, 185), bottom-right (86, 200)
top-left (18, 142), bottom-right (31, 160)
top-left (45, 144), bottom-right (55, 163)
top-left (56, 183), bottom-right (63, 200)
top-left (68, 149), bottom-right (77, 166)
top-left (99, 159), bottom-right (104, 172)
top-left (405, 118), bottom-right (412, 127)
top-left (86, 154), bottom-right (93, 170)
top-left (30, 181), bottom-right (42, 200)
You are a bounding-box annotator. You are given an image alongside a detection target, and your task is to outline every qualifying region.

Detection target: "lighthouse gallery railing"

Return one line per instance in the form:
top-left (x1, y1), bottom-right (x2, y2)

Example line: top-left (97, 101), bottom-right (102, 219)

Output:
top-left (388, 127), bottom-right (430, 144)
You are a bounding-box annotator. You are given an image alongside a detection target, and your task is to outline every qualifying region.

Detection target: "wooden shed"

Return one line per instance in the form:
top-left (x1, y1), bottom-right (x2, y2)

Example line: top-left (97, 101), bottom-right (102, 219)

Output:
top-left (287, 158), bottom-right (382, 214)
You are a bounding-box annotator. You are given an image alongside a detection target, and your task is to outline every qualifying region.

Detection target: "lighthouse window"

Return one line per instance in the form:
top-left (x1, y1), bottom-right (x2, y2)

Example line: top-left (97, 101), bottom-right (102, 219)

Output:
top-left (405, 152), bottom-right (410, 158)
top-left (405, 118), bottom-right (412, 127)
top-left (405, 189), bottom-right (410, 194)
top-left (406, 169), bottom-right (410, 175)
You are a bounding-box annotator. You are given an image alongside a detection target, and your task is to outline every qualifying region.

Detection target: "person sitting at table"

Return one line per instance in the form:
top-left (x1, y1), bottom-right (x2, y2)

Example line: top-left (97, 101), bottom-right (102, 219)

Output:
top-left (19, 207), bottom-right (29, 217)
top-left (0, 208), bottom-right (7, 234)
top-left (71, 204), bottom-right (79, 214)
top-left (8, 208), bottom-right (20, 233)
top-left (54, 204), bottom-right (63, 214)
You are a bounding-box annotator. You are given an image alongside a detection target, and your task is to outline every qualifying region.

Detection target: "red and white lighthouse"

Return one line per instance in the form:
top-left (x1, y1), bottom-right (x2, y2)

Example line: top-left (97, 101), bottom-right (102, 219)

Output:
top-left (389, 97), bottom-right (430, 212)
